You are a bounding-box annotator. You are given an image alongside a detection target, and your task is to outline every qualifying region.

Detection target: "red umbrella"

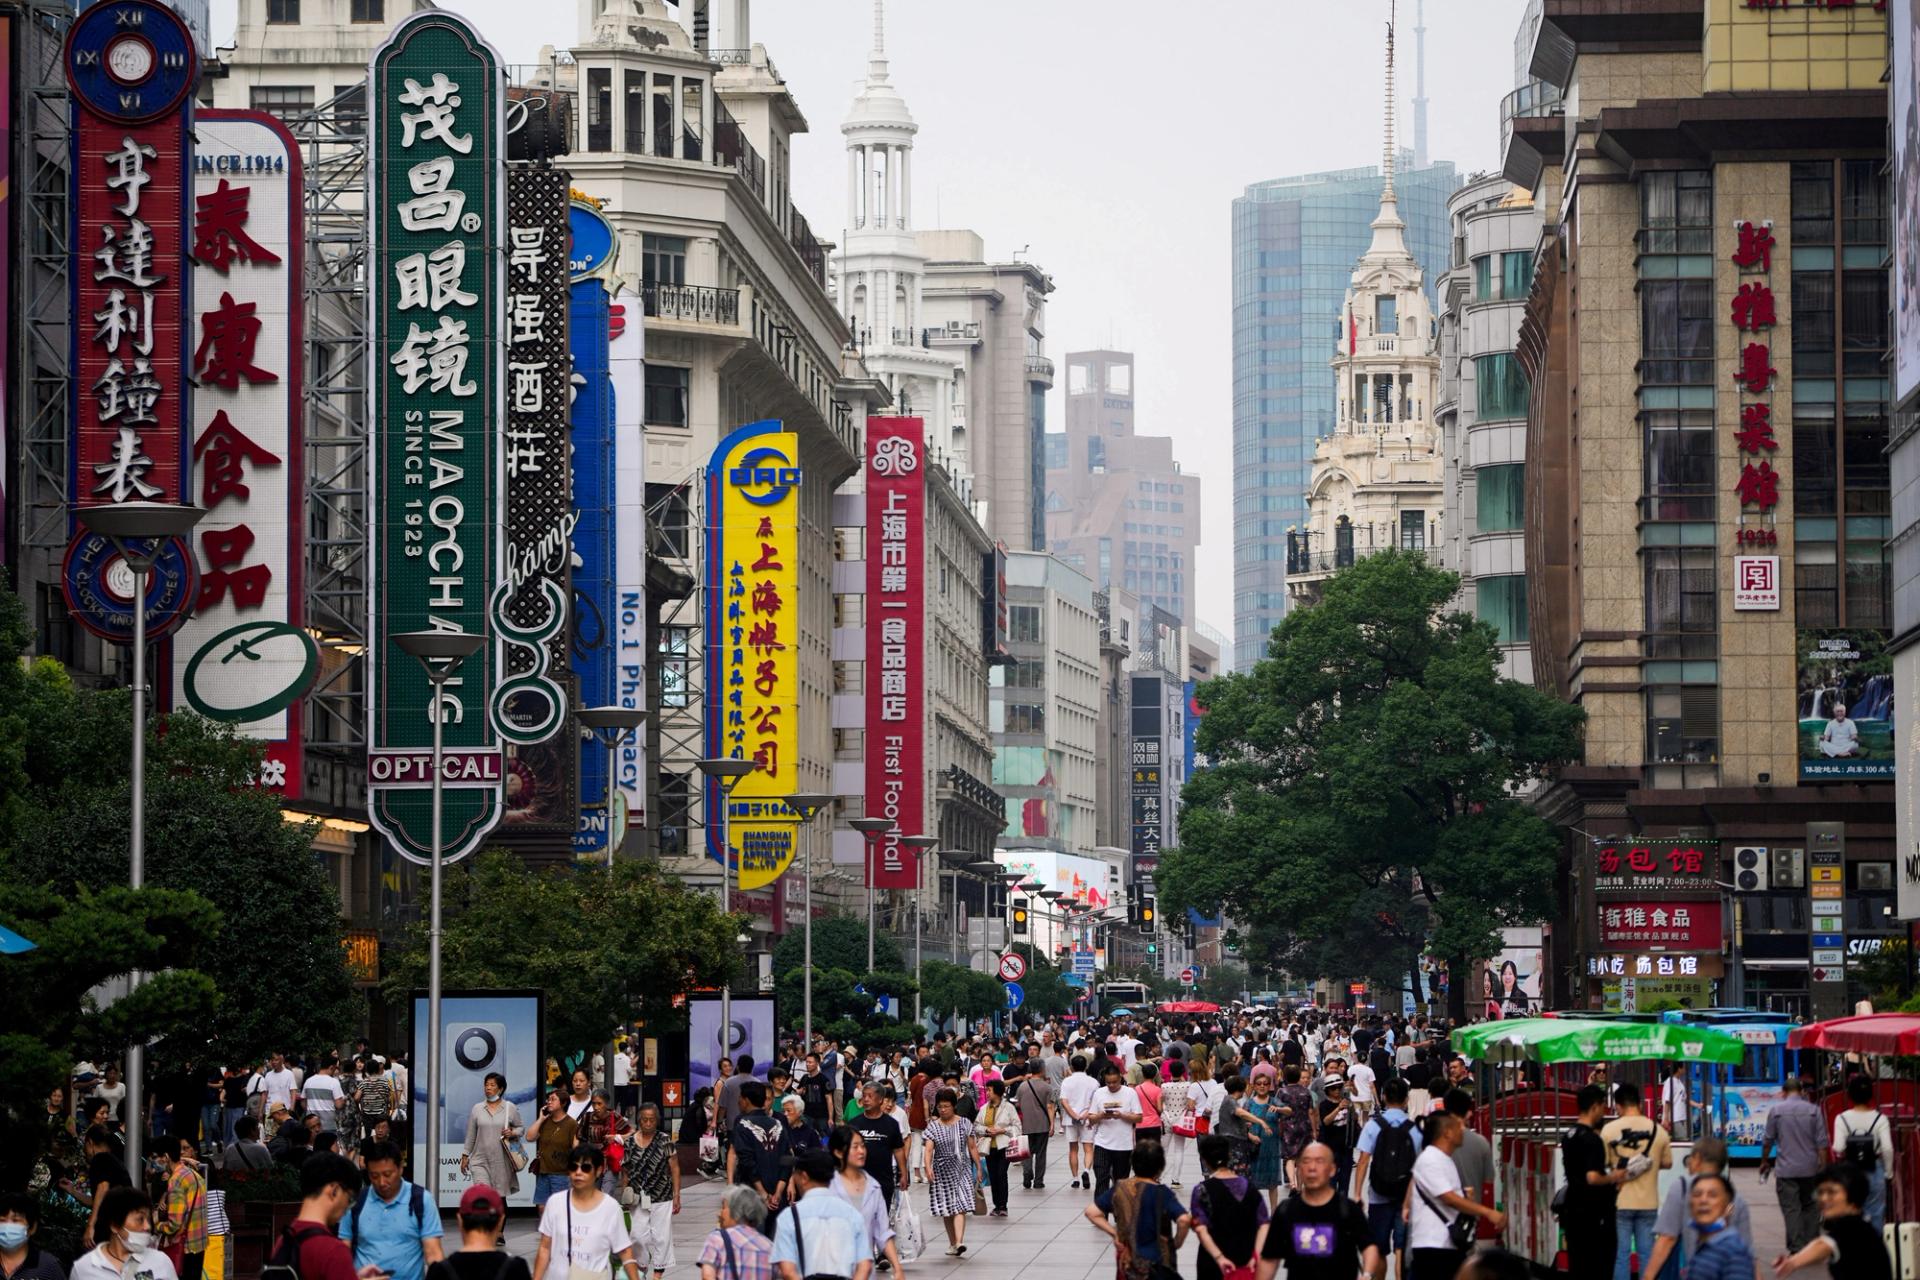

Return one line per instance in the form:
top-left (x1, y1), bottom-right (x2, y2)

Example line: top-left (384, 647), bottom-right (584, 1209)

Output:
top-left (1157, 1000), bottom-right (1221, 1014)
top-left (1787, 1014), bottom-right (1920, 1056)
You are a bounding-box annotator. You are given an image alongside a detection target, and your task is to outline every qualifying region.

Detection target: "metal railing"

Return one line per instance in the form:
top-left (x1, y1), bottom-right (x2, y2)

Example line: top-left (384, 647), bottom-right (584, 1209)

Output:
top-left (787, 207), bottom-right (826, 286)
top-left (642, 282), bottom-right (741, 326)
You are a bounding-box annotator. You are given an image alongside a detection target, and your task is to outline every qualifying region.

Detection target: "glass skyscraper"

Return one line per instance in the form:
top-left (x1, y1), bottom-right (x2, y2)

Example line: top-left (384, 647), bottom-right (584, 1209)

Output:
top-left (1231, 156), bottom-right (1460, 670)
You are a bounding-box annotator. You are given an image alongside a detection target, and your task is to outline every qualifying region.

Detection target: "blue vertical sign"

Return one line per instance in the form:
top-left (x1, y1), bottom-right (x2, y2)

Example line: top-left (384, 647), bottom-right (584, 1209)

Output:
top-left (569, 200), bottom-right (618, 855)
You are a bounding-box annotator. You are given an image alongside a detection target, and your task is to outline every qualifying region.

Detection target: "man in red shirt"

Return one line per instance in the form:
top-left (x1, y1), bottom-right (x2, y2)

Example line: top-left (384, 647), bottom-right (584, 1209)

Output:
top-left (279, 1154), bottom-right (383, 1280)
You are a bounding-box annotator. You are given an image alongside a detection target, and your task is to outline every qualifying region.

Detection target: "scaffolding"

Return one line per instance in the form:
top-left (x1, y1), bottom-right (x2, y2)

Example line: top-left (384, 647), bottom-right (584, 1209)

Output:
top-left (15, 0), bottom-right (73, 567)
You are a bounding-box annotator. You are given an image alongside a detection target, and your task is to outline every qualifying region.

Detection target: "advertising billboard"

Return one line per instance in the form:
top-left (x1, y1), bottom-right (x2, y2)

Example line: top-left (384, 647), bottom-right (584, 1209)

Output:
top-left (1483, 926), bottom-right (1543, 1019)
top-left (1595, 900), bottom-right (1722, 952)
top-left (1592, 838), bottom-right (1720, 894)
top-left (865, 416), bottom-right (925, 890)
top-left (366, 11), bottom-right (508, 864)
top-left (998, 848), bottom-right (1112, 912)
top-left (410, 990), bottom-right (542, 1209)
top-left (1896, 0), bottom-right (1920, 404)
top-left (173, 110), bottom-right (313, 798)
top-left (687, 994), bottom-right (775, 1097)
top-left (570, 275), bottom-right (615, 853)
top-left (703, 421), bottom-right (800, 888)
top-left (1796, 629), bottom-right (1893, 781)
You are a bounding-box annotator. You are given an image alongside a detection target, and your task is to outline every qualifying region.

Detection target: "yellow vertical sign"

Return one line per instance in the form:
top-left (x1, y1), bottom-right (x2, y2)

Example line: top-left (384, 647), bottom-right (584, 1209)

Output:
top-left (706, 423), bottom-right (801, 889)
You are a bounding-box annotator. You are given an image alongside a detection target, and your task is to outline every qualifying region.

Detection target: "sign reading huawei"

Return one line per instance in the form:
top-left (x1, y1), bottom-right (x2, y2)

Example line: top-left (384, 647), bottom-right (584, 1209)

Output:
top-left (865, 417), bottom-right (925, 890)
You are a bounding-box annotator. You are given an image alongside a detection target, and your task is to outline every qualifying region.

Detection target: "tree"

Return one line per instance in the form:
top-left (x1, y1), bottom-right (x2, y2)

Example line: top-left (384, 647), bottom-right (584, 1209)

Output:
top-left (1014, 950), bottom-right (1076, 1020)
top-left (0, 587), bottom-right (359, 1066)
top-left (381, 850), bottom-right (741, 1059)
top-left (0, 881), bottom-right (221, 1190)
top-left (1155, 551), bottom-right (1584, 1022)
top-left (919, 960), bottom-right (1001, 1029)
top-left (770, 915), bottom-right (904, 978)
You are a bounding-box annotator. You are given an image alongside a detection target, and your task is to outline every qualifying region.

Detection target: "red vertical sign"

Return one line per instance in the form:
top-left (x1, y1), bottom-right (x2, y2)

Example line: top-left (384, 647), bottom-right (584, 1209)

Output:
top-left (865, 416), bottom-right (925, 889)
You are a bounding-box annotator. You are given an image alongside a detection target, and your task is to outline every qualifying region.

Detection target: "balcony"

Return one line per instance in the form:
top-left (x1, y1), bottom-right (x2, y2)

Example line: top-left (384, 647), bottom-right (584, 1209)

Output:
top-left (787, 207), bottom-right (827, 288)
top-left (1025, 354), bottom-right (1055, 387)
top-left (642, 282), bottom-right (741, 327)
top-left (924, 322), bottom-right (981, 344)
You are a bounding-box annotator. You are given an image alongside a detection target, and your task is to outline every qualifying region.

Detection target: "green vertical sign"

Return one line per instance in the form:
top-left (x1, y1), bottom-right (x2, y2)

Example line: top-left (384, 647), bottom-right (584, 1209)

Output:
top-left (365, 11), bottom-right (507, 863)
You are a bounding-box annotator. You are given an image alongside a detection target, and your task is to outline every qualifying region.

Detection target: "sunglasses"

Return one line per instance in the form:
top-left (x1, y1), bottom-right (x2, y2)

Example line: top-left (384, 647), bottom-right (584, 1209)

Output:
top-left (569, 1163), bottom-right (598, 1173)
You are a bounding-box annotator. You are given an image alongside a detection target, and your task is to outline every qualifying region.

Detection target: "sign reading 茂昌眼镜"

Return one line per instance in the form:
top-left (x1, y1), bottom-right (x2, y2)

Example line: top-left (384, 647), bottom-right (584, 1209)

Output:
top-left (705, 421), bottom-right (800, 889)
top-left (366, 11), bottom-right (507, 864)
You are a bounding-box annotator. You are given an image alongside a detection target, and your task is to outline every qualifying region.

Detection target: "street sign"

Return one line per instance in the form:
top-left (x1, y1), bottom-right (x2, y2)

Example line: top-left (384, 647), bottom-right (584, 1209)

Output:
top-left (1812, 949), bottom-right (1845, 965)
top-left (1811, 884), bottom-right (1843, 899)
top-left (1072, 948), bottom-right (1096, 975)
top-left (658, 1080), bottom-right (685, 1108)
top-left (1812, 933), bottom-right (1844, 948)
top-left (1179, 966), bottom-right (1197, 986)
top-left (1814, 915), bottom-right (1843, 932)
top-left (998, 952), bottom-right (1028, 982)
top-left (1004, 981), bottom-right (1024, 1010)
top-left (1812, 965), bottom-right (1842, 983)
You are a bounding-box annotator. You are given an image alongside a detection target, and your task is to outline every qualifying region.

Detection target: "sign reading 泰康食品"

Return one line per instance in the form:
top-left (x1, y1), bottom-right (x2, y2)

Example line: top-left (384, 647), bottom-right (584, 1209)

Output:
top-left (865, 417), bottom-right (925, 891)
top-left (366, 11), bottom-right (507, 865)
top-left (62, 0), bottom-right (202, 643)
top-left (704, 421), bottom-right (800, 889)
top-left (173, 110), bottom-right (317, 799)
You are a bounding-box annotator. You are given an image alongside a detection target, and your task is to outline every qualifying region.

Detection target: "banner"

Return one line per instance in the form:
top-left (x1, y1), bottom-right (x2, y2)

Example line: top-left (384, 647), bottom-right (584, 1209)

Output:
top-left (366, 11), bottom-right (507, 864)
top-left (1796, 628), bottom-right (1893, 781)
top-left (61, 0), bottom-right (200, 641)
top-left (410, 990), bottom-right (542, 1210)
top-left (865, 416), bottom-right (924, 889)
top-left (609, 290), bottom-right (647, 833)
top-left (687, 994), bottom-right (774, 1098)
top-left (703, 421), bottom-right (800, 889)
top-left (570, 277), bottom-right (614, 853)
top-left (1591, 838), bottom-right (1719, 894)
top-left (1482, 927), bottom-right (1543, 1019)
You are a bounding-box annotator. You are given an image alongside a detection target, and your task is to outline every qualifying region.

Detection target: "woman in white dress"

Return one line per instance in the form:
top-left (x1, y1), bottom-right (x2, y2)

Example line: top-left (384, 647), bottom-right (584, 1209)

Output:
top-left (461, 1071), bottom-right (523, 1197)
top-left (828, 1126), bottom-right (903, 1276)
top-left (532, 1145), bottom-right (641, 1280)
top-left (1159, 1059), bottom-right (1195, 1187)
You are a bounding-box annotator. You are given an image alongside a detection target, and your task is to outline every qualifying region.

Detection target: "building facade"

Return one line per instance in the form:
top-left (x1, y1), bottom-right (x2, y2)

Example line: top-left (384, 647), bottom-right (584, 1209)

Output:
top-left (1436, 174), bottom-right (1541, 680)
top-left (1512, 0), bottom-right (1893, 1016)
top-left (1046, 350), bottom-right (1203, 628)
top-left (992, 551), bottom-right (1100, 859)
top-left (1231, 157), bottom-right (1460, 669)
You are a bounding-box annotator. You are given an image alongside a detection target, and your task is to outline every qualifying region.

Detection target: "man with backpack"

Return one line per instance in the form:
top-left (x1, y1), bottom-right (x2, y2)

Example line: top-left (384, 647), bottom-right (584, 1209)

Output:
top-left (265, 1153), bottom-right (370, 1280)
top-left (338, 1142), bottom-right (443, 1280)
top-left (1352, 1078), bottom-right (1421, 1280)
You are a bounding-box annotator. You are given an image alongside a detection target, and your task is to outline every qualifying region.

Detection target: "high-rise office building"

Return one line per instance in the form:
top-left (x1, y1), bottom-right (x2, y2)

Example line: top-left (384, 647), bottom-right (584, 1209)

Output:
top-left (1230, 158), bottom-right (1459, 669)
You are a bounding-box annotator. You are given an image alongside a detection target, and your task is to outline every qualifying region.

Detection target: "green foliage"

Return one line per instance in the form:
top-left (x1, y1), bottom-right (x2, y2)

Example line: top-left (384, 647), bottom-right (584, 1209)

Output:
top-left (380, 849), bottom-right (741, 1059)
top-left (1854, 940), bottom-right (1913, 1008)
top-left (1013, 950), bottom-right (1076, 1019)
top-left (769, 915), bottom-right (905, 977)
top-left (1155, 551), bottom-right (1584, 1020)
top-left (919, 960), bottom-right (1002, 1027)
top-left (771, 958), bottom-right (918, 1034)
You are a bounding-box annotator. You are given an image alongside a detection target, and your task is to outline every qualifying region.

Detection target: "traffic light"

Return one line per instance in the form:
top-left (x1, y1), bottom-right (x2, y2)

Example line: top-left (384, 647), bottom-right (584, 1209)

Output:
top-left (1139, 897), bottom-right (1156, 933)
top-left (1146, 941), bottom-right (1158, 955)
top-left (1012, 902), bottom-right (1030, 936)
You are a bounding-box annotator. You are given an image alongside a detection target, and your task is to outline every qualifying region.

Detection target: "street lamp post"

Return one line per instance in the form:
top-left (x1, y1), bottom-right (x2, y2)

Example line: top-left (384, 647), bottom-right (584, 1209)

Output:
top-left (901, 835), bottom-right (941, 1024)
top-left (76, 500), bottom-right (205, 1173)
top-left (1021, 880), bottom-right (1047, 968)
top-left (392, 627), bottom-right (487, 1199)
top-left (848, 817), bottom-right (894, 972)
top-left (783, 792), bottom-right (836, 1050)
top-left (696, 758), bottom-right (757, 1063)
top-left (578, 705), bottom-right (646, 1097)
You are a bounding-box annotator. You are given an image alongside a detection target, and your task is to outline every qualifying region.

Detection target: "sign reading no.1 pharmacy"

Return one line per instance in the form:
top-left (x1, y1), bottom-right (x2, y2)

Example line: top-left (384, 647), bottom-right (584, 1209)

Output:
top-left (366, 10), bottom-right (508, 863)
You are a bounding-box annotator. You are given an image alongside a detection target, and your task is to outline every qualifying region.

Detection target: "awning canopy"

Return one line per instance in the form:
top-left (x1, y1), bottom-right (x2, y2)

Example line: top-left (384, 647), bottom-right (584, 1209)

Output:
top-left (1788, 1014), bottom-right (1920, 1057)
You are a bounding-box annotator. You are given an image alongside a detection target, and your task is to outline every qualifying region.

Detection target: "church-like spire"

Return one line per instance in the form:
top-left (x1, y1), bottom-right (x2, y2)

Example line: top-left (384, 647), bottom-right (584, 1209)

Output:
top-left (1364, 0), bottom-right (1410, 262)
top-left (868, 0), bottom-right (889, 83)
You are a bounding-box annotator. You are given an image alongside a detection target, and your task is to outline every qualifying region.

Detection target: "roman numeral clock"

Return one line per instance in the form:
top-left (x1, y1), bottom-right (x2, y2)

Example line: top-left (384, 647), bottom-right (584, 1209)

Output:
top-left (65, 0), bottom-right (198, 124)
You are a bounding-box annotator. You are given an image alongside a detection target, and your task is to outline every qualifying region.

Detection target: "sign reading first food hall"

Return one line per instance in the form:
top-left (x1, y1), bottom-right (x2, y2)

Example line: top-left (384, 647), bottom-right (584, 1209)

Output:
top-left (366, 10), bottom-right (507, 864)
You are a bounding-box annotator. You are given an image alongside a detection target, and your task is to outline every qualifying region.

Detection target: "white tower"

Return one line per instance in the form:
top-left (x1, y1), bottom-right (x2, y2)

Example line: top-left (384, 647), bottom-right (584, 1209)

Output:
top-left (833, 0), bottom-right (968, 475)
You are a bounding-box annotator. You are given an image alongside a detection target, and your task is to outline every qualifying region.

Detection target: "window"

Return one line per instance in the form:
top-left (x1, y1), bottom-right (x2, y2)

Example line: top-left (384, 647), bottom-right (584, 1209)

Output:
top-left (1399, 510), bottom-right (1426, 551)
top-left (1005, 703), bottom-right (1046, 735)
top-left (641, 235), bottom-right (687, 288)
top-left (653, 73), bottom-right (675, 159)
top-left (266, 0), bottom-right (299, 21)
top-left (1797, 541), bottom-right (1838, 626)
top-left (1088, 437), bottom-right (1107, 472)
top-left (1640, 280), bottom-right (1714, 384)
top-left (1643, 409), bottom-right (1714, 503)
top-left (832, 661), bottom-right (864, 694)
top-left (655, 772), bottom-right (690, 858)
top-left (1646, 685), bottom-right (1718, 786)
top-left (647, 482), bottom-right (691, 558)
top-left (833, 592), bottom-right (864, 627)
top-left (1645, 548), bottom-right (1716, 635)
top-left (1005, 659), bottom-right (1046, 689)
top-left (658, 626), bottom-right (692, 709)
top-left (833, 728), bottom-right (864, 761)
top-left (586, 68), bottom-right (612, 152)
top-left (1474, 353), bottom-right (1530, 419)
top-left (1794, 402), bottom-right (1837, 516)
top-left (1640, 170), bottom-right (1712, 254)
top-left (1842, 158), bottom-right (1888, 245)
top-left (1792, 269), bottom-right (1835, 378)
top-left (1375, 295), bottom-right (1397, 335)
top-left (1044, 432), bottom-right (1068, 470)
top-left (1792, 161), bottom-right (1835, 244)
top-left (1475, 464), bottom-right (1525, 532)
top-left (1107, 364), bottom-right (1131, 394)
top-left (349, 0), bottom-right (382, 19)
top-left (249, 85), bottom-right (314, 116)
top-left (1501, 250), bottom-right (1534, 300)
top-left (1008, 605), bottom-right (1042, 644)
top-left (681, 79), bottom-right (704, 161)
top-left (1476, 575), bottom-right (1529, 644)
top-left (1334, 517), bottom-right (1354, 567)
top-left (644, 365), bottom-right (689, 427)
top-left (623, 70), bottom-right (646, 153)
top-left (1842, 270), bottom-right (1889, 374)
top-left (1473, 256), bottom-right (1493, 302)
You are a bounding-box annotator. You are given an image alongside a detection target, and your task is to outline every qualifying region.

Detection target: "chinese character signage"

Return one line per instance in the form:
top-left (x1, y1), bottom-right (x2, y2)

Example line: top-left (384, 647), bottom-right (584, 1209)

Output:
top-left (1733, 555), bottom-right (1779, 610)
top-left (704, 420), bottom-right (801, 889)
top-left (1131, 675), bottom-right (1165, 880)
top-left (865, 416), bottom-right (925, 891)
top-left (173, 110), bottom-right (316, 797)
top-left (1592, 838), bottom-right (1720, 893)
top-left (1585, 953), bottom-right (1723, 979)
top-left (1797, 630), bottom-right (1893, 780)
top-left (1728, 218), bottom-right (1782, 565)
top-left (1596, 900), bottom-right (1723, 951)
top-left (62, 0), bottom-right (201, 641)
top-left (1897, 0), bottom-right (1920, 404)
top-left (365, 11), bottom-right (507, 864)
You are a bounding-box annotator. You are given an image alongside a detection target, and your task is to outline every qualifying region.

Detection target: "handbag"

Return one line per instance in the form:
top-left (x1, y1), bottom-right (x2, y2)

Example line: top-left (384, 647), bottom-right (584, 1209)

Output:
top-left (973, 1183), bottom-right (988, 1216)
top-left (1417, 1182), bottom-right (1477, 1251)
top-left (891, 1190), bottom-right (926, 1263)
top-left (1007, 1133), bottom-right (1030, 1162)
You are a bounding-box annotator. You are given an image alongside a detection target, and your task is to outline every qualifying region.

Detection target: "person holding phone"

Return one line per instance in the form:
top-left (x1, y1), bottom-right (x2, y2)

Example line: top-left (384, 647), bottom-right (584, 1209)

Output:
top-left (1090, 1064), bottom-right (1144, 1200)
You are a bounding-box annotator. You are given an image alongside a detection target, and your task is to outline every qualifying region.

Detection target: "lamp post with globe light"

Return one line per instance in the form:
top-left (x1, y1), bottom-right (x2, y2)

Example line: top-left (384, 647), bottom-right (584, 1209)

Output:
top-left (696, 757), bottom-right (757, 1052)
top-left (391, 626), bottom-right (486, 1197)
top-left (782, 792), bottom-right (836, 1047)
top-left (76, 499), bottom-right (206, 1172)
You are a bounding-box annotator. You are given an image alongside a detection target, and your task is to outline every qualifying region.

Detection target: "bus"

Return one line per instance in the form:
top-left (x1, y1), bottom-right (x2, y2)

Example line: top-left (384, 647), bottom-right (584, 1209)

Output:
top-left (1664, 1010), bottom-right (1799, 1159)
top-left (1097, 980), bottom-right (1151, 1012)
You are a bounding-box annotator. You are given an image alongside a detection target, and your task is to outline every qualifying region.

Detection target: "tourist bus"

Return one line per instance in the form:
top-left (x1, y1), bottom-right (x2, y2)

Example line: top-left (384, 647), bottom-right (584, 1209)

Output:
top-left (1097, 980), bottom-right (1151, 1012)
top-left (1665, 1009), bottom-right (1799, 1158)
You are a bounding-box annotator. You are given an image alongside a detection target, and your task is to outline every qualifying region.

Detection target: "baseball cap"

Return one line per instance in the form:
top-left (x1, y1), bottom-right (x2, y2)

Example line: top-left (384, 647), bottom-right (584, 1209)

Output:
top-left (460, 1185), bottom-right (505, 1215)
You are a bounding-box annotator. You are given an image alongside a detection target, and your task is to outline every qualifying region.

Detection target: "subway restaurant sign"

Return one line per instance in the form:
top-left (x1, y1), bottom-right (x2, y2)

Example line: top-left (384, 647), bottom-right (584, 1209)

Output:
top-left (365, 10), bottom-right (507, 864)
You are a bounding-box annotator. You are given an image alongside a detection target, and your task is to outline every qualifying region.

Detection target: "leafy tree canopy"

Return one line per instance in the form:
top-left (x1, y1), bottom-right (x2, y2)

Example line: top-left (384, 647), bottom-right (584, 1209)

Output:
top-left (919, 960), bottom-right (1004, 1029)
top-left (1155, 552), bottom-right (1584, 1020)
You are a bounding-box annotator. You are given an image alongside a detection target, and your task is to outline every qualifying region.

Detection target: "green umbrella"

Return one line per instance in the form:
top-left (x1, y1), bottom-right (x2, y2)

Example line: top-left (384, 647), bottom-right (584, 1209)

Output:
top-left (1451, 1017), bottom-right (1744, 1066)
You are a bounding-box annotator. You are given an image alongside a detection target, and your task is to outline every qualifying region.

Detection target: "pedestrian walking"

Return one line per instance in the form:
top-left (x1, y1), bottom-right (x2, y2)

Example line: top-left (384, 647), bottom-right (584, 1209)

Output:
top-left (527, 1090), bottom-right (580, 1208)
top-left (1560, 1084), bottom-right (1626, 1280)
top-left (1013, 1068), bottom-right (1056, 1191)
top-left (1830, 1075), bottom-right (1893, 1230)
top-left (426, 1187), bottom-right (533, 1280)
top-left (72, 1188), bottom-right (176, 1280)
top-left (531, 1146), bottom-right (641, 1280)
top-left (1641, 1137), bottom-right (1753, 1280)
top-left (459, 1072), bottom-right (523, 1200)
top-left (1059, 1056), bottom-right (1099, 1191)
top-left (977, 1080), bottom-right (1017, 1217)
top-left (1759, 1077), bottom-right (1828, 1253)
top-left (1084, 1140), bottom-right (1191, 1280)
top-left (623, 1106), bottom-right (679, 1280)
top-left (920, 1090), bottom-right (979, 1258)
top-left (697, 1188), bottom-right (773, 1280)
top-left (1406, 1112), bottom-right (1504, 1280)
top-left (340, 1142), bottom-right (444, 1280)
top-left (153, 1138), bottom-right (208, 1280)
top-left (770, 1150), bottom-right (872, 1280)
top-left (1602, 1082), bottom-right (1670, 1280)
top-left (1676, 1175), bottom-right (1755, 1280)
top-left (1090, 1064), bottom-right (1143, 1200)
top-left (1187, 1136), bottom-right (1267, 1280)
top-left (825, 1128), bottom-right (900, 1278)
top-left (1772, 1163), bottom-right (1892, 1280)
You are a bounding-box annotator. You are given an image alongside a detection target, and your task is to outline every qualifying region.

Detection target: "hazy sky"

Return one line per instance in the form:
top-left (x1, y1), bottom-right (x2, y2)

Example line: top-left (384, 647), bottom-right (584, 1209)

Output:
top-left (208, 0), bottom-right (1531, 631)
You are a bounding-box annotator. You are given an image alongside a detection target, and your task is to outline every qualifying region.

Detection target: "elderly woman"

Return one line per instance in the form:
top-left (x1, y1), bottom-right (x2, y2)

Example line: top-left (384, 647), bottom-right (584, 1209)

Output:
top-left (697, 1186), bottom-right (773, 1280)
top-left (623, 1104), bottom-right (679, 1280)
top-left (461, 1072), bottom-right (523, 1198)
top-left (922, 1088), bottom-right (981, 1258)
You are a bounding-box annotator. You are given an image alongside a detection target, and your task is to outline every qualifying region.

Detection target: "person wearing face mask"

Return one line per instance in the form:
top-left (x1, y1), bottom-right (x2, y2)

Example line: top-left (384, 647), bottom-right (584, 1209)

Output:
top-left (458, 1073), bottom-right (522, 1199)
top-left (0, 1191), bottom-right (69, 1280)
top-left (72, 1187), bottom-right (177, 1280)
top-left (1676, 1174), bottom-right (1755, 1280)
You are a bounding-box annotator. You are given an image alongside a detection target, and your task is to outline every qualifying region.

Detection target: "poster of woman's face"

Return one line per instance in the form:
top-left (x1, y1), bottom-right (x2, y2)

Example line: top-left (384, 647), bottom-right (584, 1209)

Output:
top-left (1484, 946), bottom-right (1541, 1019)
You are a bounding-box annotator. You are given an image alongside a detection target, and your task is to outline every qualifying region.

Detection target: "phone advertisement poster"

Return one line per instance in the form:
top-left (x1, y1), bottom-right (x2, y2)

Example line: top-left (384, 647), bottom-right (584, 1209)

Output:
top-left (687, 995), bottom-right (776, 1098)
top-left (411, 990), bottom-right (543, 1209)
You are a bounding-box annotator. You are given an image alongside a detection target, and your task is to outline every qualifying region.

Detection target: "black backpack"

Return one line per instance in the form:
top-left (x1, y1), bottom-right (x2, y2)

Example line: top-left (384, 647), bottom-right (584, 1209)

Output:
top-left (1841, 1113), bottom-right (1883, 1170)
top-left (1367, 1115), bottom-right (1418, 1201)
top-left (263, 1223), bottom-right (333, 1280)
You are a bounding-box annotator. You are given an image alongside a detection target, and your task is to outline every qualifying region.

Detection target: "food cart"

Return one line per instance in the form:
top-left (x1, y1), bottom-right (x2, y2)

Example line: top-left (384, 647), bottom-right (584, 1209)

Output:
top-left (1450, 1017), bottom-right (1745, 1271)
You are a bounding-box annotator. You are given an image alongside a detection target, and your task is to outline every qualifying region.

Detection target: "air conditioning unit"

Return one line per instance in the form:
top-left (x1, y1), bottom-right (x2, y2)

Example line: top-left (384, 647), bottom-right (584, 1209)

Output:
top-left (1860, 862), bottom-right (1894, 891)
top-left (1734, 846), bottom-right (1768, 892)
top-left (1770, 846), bottom-right (1806, 890)
top-left (946, 320), bottom-right (964, 335)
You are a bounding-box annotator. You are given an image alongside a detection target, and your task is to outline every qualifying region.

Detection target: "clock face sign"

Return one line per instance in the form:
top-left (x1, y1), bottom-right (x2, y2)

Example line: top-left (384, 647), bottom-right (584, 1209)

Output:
top-left (182, 621), bottom-right (321, 724)
top-left (65, 1), bottom-right (198, 123)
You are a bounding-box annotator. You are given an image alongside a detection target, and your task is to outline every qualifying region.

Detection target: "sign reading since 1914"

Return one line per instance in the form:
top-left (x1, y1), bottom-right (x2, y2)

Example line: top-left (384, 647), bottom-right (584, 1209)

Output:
top-left (366, 11), bottom-right (508, 864)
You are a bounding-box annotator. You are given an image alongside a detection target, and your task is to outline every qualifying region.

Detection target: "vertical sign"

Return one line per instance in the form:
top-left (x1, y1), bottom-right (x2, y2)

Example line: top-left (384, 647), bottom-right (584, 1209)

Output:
top-left (865, 416), bottom-right (924, 889)
top-left (1728, 217), bottom-right (1782, 571)
top-left (1808, 822), bottom-right (1848, 1017)
top-left (174, 111), bottom-right (316, 796)
top-left (609, 288), bottom-right (648, 833)
top-left (1130, 673), bottom-right (1164, 883)
top-left (366, 11), bottom-right (507, 864)
top-left (1, 14), bottom-right (11, 567)
top-left (61, 0), bottom-right (200, 640)
top-left (704, 420), bottom-right (800, 889)
top-left (569, 273), bottom-right (614, 853)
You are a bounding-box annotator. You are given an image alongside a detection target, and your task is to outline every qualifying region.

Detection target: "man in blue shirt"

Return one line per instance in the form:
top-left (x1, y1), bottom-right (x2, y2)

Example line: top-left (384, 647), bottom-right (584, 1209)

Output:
top-left (1352, 1079), bottom-right (1423, 1280)
top-left (339, 1142), bottom-right (444, 1280)
top-left (770, 1151), bottom-right (871, 1280)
